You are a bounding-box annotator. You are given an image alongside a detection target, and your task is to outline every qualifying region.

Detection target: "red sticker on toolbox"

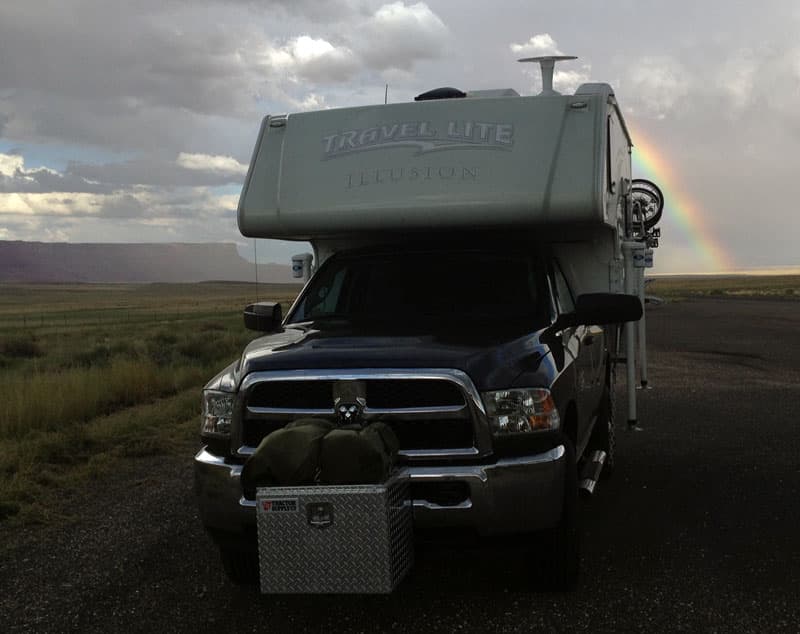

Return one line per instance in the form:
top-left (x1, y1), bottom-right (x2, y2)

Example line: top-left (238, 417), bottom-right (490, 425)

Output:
top-left (260, 498), bottom-right (298, 512)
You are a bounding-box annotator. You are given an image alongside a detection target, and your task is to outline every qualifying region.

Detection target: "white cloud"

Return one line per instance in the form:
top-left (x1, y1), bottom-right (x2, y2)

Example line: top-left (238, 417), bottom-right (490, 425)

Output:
top-left (0, 185), bottom-right (243, 245)
top-left (510, 33), bottom-right (562, 57)
top-left (296, 93), bottom-right (329, 111)
top-left (248, 2), bottom-right (451, 105)
top-left (0, 152), bottom-right (106, 193)
top-left (0, 153), bottom-right (24, 178)
top-left (176, 152), bottom-right (248, 175)
top-left (625, 56), bottom-right (690, 119)
top-left (554, 68), bottom-right (591, 94)
top-left (358, 2), bottom-right (450, 71)
top-left (0, 187), bottom-right (238, 222)
top-left (0, 192), bottom-right (109, 216)
top-left (287, 36), bottom-right (343, 65)
top-left (263, 35), bottom-right (360, 83)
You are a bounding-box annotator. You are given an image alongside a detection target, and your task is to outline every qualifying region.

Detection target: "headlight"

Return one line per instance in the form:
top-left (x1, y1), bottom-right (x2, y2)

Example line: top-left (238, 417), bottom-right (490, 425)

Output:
top-left (482, 388), bottom-right (560, 434)
top-left (201, 390), bottom-right (235, 437)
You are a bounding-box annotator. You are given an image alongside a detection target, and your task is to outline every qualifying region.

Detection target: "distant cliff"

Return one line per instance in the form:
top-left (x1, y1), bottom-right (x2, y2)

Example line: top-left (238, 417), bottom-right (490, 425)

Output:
top-left (0, 241), bottom-right (293, 283)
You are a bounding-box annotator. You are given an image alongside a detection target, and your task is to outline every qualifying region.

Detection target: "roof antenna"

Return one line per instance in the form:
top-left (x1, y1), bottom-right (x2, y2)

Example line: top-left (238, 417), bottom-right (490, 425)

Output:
top-left (517, 55), bottom-right (577, 95)
top-left (384, 83), bottom-right (388, 104)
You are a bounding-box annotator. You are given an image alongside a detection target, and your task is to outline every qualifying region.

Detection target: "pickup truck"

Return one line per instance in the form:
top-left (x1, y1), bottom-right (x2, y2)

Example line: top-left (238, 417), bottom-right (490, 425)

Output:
top-left (194, 242), bottom-right (641, 590)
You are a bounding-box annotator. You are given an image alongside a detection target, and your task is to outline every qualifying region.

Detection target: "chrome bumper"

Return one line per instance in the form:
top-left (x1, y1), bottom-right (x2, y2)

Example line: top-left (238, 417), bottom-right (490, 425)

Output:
top-left (195, 444), bottom-right (566, 538)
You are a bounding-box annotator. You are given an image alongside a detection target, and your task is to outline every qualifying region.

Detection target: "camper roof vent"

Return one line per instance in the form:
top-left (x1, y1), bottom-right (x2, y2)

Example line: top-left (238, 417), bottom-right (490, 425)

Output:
top-left (414, 87), bottom-right (467, 101)
top-left (466, 88), bottom-right (521, 99)
top-left (518, 55), bottom-right (578, 96)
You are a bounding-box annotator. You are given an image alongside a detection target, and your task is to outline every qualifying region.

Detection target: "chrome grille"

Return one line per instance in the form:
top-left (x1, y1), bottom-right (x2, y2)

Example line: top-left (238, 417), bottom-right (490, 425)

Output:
top-left (236, 370), bottom-right (489, 461)
top-left (245, 379), bottom-right (465, 411)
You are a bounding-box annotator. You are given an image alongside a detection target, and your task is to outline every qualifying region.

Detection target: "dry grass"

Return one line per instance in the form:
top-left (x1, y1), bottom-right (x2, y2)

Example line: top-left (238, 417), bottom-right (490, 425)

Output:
top-left (1, 359), bottom-right (201, 437)
top-left (647, 275), bottom-right (799, 300)
top-left (0, 282), bottom-right (300, 526)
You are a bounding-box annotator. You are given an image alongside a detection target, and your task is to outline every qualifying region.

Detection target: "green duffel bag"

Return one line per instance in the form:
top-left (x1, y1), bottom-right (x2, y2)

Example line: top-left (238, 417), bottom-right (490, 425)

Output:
top-left (319, 422), bottom-right (399, 485)
top-left (240, 418), bottom-right (333, 497)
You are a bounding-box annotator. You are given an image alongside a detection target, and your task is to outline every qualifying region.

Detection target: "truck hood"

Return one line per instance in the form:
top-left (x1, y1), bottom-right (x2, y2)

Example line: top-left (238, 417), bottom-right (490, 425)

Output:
top-left (235, 321), bottom-right (556, 392)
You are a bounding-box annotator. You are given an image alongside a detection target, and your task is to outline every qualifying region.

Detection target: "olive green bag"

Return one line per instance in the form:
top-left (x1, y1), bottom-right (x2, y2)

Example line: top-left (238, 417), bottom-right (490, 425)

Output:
top-left (319, 422), bottom-right (399, 485)
top-left (240, 418), bottom-right (333, 498)
top-left (241, 419), bottom-right (400, 496)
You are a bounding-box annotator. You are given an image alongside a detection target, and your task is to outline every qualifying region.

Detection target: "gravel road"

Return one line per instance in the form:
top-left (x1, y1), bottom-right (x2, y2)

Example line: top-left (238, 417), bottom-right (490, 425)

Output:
top-left (2, 298), bottom-right (799, 633)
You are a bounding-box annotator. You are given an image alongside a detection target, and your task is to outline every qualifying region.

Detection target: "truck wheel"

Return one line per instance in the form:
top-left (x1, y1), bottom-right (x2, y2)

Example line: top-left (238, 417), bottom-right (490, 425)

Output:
top-left (538, 441), bottom-right (580, 591)
top-left (590, 366), bottom-right (616, 479)
top-left (219, 546), bottom-right (259, 585)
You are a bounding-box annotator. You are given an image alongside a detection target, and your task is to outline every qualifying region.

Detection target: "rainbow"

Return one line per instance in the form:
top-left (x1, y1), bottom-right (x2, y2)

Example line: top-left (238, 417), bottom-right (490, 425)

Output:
top-left (629, 125), bottom-right (735, 272)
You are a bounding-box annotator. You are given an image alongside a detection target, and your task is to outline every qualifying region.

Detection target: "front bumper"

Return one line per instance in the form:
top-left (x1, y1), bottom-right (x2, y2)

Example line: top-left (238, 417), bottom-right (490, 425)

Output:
top-left (194, 443), bottom-right (566, 540)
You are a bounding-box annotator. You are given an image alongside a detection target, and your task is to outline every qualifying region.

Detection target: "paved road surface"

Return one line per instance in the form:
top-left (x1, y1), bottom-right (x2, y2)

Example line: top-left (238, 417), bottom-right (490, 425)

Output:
top-left (2, 298), bottom-right (799, 633)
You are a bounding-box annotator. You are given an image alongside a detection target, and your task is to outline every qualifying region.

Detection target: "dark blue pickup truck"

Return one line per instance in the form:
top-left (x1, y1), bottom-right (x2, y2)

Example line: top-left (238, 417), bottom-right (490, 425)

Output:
top-left (194, 244), bottom-right (641, 589)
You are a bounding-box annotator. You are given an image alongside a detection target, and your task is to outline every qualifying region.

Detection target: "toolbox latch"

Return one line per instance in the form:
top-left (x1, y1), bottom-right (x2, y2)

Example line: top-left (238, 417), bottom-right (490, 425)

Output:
top-left (307, 502), bottom-right (334, 529)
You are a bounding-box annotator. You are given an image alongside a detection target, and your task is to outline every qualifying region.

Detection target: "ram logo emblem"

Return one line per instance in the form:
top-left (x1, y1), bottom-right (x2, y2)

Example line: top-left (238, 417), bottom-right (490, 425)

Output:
top-left (335, 397), bottom-right (365, 425)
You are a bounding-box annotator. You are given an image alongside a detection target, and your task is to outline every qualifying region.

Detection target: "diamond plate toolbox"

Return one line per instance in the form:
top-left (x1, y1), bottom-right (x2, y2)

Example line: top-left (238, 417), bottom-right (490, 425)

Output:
top-left (256, 476), bottom-right (413, 594)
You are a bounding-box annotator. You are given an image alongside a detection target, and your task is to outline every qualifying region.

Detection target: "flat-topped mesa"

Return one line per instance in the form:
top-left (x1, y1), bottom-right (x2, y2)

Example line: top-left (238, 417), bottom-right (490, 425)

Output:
top-left (237, 81), bottom-right (631, 242)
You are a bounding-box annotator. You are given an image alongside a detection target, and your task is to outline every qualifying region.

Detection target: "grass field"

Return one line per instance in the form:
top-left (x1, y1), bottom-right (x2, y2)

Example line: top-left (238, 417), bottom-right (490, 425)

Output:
top-left (0, 282), bottom-right (300, 526)
top-left (648, 274), bottom-right (800, 300)
top-left (0, 275), bottom-right (795, 527)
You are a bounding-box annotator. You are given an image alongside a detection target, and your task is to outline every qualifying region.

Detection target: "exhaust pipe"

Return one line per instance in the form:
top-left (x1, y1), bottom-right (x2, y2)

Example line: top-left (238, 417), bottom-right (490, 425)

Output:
top-left (579, 450), bottom-right (607, 498)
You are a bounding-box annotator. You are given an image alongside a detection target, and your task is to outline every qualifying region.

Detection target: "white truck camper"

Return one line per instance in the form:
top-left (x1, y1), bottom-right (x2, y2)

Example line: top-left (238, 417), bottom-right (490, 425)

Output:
top-left (238, 57), bottom-right (663, 426)
top-left (195, 57), bottom-right (664, 592)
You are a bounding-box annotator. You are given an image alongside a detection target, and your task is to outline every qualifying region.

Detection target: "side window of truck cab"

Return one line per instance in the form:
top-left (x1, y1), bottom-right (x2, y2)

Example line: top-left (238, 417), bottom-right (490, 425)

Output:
top-left (552, 261), bottom-right (576, 315)
top-left (296, 266), bottom-right (348, 318)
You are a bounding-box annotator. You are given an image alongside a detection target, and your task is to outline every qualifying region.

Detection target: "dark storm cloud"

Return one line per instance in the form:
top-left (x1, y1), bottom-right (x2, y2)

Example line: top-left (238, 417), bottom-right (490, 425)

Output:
top-left (95, 194), bottom-right (146, 219)
top-left (0, 2), bottom-right (272, 154)
top-left (0, 1), bottom-right (452, 153)
top-left (266, 0), bottom-right (372, 21)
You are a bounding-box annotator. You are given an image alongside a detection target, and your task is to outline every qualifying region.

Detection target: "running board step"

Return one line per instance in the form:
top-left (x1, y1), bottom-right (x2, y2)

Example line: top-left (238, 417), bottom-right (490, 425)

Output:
top-left (579, 450), bottom-right (607, 498)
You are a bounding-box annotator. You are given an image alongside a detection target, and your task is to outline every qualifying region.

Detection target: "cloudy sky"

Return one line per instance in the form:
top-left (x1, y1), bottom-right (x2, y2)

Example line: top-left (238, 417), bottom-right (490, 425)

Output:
top-left (1, 0), bottom-right (798, 273)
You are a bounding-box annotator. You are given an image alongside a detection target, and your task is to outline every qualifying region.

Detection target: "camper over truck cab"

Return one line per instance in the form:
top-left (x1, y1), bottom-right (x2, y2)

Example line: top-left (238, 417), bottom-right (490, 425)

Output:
top-left (194, 56), bottom-right (663, 592)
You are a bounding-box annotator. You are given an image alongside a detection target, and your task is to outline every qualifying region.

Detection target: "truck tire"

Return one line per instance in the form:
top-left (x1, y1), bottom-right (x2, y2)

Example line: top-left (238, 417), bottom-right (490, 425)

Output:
top-left (219, 546), bottom-right (259, 585)
top-left (590, 365), bottom-right (616, 479)
top-left (538, 440), bottom-right (580, 591)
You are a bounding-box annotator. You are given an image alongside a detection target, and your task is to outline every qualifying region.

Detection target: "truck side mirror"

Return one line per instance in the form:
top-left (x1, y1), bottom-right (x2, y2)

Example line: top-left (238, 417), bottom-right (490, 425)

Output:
top-left (573, 293), bottom-right (642, 325)
top-left (553, 293), bottom-right (642, 330)
top-left (243, 302), bottom-right (282, 332)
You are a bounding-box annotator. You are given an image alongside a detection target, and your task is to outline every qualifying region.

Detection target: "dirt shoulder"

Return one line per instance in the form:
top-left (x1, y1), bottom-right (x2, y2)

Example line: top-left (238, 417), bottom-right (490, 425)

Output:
top-left (0, 440), bottom-right (218, 633)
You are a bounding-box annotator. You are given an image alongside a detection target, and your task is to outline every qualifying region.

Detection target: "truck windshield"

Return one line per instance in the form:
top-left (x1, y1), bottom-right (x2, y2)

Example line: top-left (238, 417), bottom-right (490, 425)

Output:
top-left (288, 251), bottom-right (546, 326)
